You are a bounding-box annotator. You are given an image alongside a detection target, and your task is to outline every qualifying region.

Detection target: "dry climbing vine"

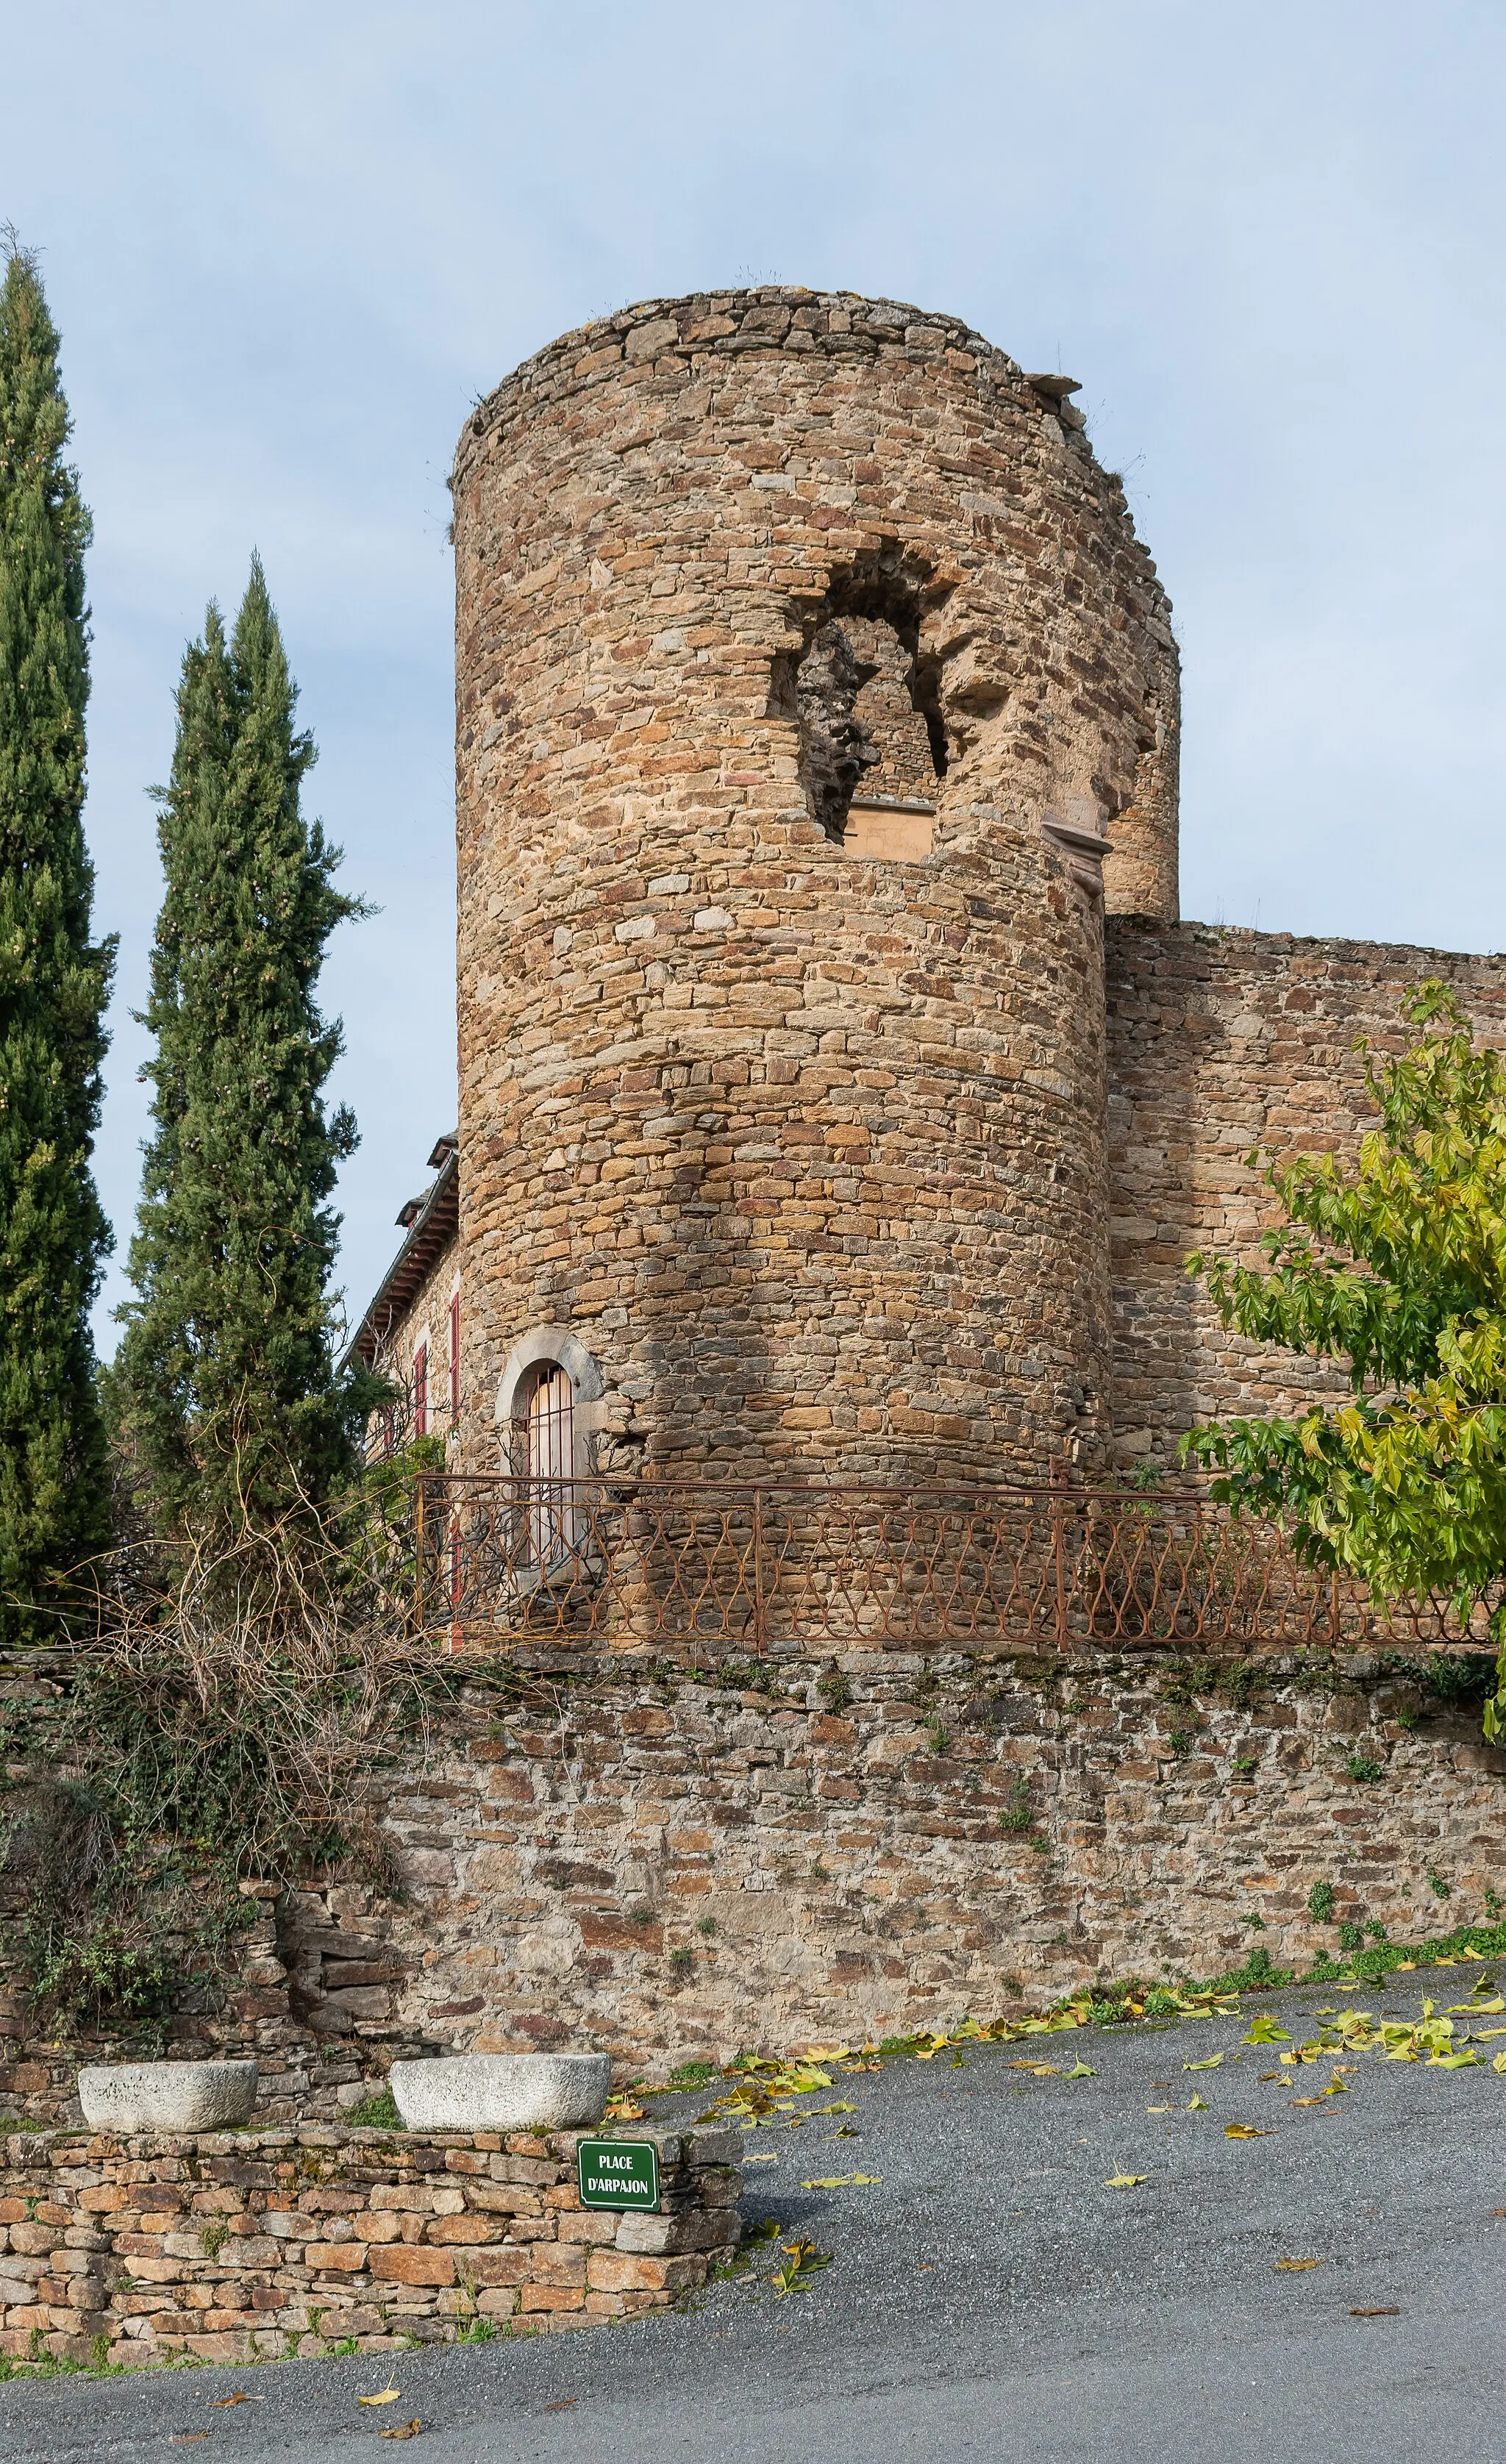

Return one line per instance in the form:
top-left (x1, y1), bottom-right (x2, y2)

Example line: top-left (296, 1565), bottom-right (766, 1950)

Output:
top-left (0, 1454), bottom-right (452, 2041)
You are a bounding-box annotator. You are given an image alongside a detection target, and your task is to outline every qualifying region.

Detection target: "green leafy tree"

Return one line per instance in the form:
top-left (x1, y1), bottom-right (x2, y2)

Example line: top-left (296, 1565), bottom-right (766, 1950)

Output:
top-left (1183, 985), bottom-right (1506, 1733)
top-left (0, 240), bottom-right (115, 1638)
top-left (116, 556), bottom-right (371, 1540)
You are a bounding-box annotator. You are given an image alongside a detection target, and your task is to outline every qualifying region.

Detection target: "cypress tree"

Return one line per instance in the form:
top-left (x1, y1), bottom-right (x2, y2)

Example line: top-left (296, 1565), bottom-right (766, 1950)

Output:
top-left (0, 241), bottom-right (115, 1638)
top-left (117, 557), bottom-right (369, 1540)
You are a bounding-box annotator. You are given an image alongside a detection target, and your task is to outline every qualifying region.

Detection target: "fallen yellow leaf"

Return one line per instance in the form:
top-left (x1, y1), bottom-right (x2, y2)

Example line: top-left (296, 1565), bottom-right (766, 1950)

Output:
top-left (1225, 2124), bottom-right (1275, 2138)
top-left (358, 2388), bottom-right (402, 2407)
top-left (379, 2424), bottom-right (424, 2443)
top-left (1187, 2095), bottom-right (1211, 2111)
top-left (1289, 2096), bottom-right (1327, 2107)
top-left (1275, 2256), bottom-right (1324, 2271)
top-left (1104, 2172), bottom-right (1147, 2188)
top-left (1146, 2104), bottom-right (1171, 2114)
top-left (1183, 2054), bottom-right (1224, 2071)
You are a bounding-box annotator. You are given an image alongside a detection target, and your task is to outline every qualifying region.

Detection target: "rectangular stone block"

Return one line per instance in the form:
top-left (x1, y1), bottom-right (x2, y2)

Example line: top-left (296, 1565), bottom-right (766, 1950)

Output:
top-left (587, 2249), bottom-right (705, 2293)
top-left (685, 2129), bottom-right (740, 2166)
top-left (425, 2216), bottom-right (497, 2245)
top-left (528, 2243), bottom-right (588, 2288)
top-left (613, 2210), bottom-right (734, 2255)
top-left (554, 2213), bottom-right (619, 2246)
top-left (369, 2184), bottom-right (465, 2214)
top-left (464, 2248), bottom-right (530, 2288)
top-left (461, 2183), bottom-right (542, 2215)
top-left (369, 2246), bottom-right (455, 2288)
top-left (305, 2243), bottom-right (369, 2272)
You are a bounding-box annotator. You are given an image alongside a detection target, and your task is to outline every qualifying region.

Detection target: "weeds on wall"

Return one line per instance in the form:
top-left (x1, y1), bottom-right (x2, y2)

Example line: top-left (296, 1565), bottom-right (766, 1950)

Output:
top-left (0, 1448), bottom-right (452, 2041)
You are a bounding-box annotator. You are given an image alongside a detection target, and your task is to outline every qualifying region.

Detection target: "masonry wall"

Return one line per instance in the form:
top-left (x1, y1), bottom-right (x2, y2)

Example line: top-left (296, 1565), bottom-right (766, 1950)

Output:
top-left (0, 2119), bottom-right (739, 2365)
top-left (1106, 923), bottom-right (1506, 1463)
top-left (4, 1643), bottom-right (1503, 2116)
top-left (452, 287), bottom-right (1180, 1485)
top-left (372, 1234), bottom-right (460, 1446)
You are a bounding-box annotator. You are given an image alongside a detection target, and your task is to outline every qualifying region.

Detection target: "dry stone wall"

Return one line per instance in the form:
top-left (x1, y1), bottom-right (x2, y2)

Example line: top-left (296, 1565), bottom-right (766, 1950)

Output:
top-left (3, 1649), bottom-right (1503, 2113)
top-left (452, 288), bottom-right (1180, 1485)
top-left (1105, 923), bottom-right (1506, 1463)
top-left (0, 2119), bottom-right (739, 2365)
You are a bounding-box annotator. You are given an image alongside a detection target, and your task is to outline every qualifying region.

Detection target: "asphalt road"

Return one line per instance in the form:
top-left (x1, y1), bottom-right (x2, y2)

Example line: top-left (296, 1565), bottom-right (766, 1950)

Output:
top-left (7, 1969), bottom-right (1506, 2463)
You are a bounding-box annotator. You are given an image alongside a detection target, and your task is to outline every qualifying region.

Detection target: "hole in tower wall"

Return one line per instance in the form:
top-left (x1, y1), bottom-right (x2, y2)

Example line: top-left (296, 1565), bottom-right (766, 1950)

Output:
top-left (788, 594), bottom-right (947, 851)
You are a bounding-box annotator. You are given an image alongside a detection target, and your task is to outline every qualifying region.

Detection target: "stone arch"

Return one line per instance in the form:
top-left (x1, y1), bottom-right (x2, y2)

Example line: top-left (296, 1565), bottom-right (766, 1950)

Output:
top-left (494, 1326), bottom-right (604, 1426)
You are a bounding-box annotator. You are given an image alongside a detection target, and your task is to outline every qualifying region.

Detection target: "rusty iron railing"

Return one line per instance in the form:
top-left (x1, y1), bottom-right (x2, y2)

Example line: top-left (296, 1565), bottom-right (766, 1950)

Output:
top-left (389, 1470), bottom-right (1496, 1658)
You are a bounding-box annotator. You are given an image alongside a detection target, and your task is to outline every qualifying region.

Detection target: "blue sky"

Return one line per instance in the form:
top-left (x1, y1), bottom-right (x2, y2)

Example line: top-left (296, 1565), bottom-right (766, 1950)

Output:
top-left (8, 0), bottom-right (1505, 1340)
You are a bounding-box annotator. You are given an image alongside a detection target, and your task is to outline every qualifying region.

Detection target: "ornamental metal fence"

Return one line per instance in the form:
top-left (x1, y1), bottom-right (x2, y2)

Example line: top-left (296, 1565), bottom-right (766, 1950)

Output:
top-left (387, 1470), bottom-right (1495, 1659)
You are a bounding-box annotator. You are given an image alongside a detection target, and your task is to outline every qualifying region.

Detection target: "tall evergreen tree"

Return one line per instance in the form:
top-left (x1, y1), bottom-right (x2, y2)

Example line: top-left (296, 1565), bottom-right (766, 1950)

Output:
top-left (117, 558), bottom-right (368, 1539)
top-left (0, 240), bottom-right (115, 1638)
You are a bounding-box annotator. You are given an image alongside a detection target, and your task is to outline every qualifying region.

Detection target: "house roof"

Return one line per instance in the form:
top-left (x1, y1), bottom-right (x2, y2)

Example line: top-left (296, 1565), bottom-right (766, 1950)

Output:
top-left (346, 1132), bottom-right (459, 1366)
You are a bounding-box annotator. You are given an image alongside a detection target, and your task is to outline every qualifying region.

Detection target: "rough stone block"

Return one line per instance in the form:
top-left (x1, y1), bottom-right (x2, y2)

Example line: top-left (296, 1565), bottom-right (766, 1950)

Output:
top-left (368, 2246), bottom-right (455, 2288)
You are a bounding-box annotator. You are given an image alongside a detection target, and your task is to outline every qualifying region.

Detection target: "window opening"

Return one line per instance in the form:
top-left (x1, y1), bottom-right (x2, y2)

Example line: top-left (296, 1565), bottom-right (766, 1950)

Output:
top-left (524, 1363), bottom-right (575, 1571)
top-left (788, 585), bottom-right (946, 846)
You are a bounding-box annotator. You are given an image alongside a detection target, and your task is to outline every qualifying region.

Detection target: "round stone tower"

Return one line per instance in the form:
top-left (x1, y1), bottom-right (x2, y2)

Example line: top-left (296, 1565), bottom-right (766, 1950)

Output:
top-left (450, 288), bottom-right (1179, 1485)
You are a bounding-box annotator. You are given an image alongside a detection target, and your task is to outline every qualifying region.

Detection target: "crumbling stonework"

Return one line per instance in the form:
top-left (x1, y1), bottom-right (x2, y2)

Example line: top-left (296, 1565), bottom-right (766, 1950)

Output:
top-left (0, 2118), bottom-right (739, 2363)
top-left (346, 285), bottom-right (1505, 1507)
top-left (450, 287), bottom-right (1180, 1485)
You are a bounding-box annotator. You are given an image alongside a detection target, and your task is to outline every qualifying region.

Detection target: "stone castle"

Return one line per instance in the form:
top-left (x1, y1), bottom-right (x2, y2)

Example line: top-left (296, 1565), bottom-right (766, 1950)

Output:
top-left (6, 288), bottom-right (1505, 2144)
top-left (354, 285), bottom-right (1505, 1479)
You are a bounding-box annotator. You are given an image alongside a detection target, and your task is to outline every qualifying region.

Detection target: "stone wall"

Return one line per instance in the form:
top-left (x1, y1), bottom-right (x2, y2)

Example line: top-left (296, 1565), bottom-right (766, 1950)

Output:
top-left (4, 1647), bottom-right (1503, 2108)
top-left (0, 2119), bottom-right (739, 2364)
top-left (452, 286), bottom-right (1180, 1487)
top-left (1105, 922), bottom-right (1506, 1463)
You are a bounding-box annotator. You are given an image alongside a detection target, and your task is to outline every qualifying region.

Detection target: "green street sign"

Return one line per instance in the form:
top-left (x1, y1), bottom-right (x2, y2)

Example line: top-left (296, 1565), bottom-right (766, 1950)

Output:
top-left (576, 2137), bottom-right (660, 2211)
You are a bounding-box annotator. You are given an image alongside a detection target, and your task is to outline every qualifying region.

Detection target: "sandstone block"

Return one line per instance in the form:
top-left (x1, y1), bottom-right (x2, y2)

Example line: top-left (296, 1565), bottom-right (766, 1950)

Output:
top-left (369, 2246), bottom-right (456, 2288)
top-left (586, 2249), bottom-right (704, 2293)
